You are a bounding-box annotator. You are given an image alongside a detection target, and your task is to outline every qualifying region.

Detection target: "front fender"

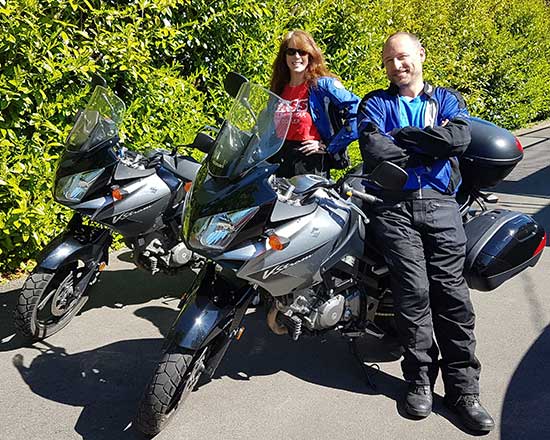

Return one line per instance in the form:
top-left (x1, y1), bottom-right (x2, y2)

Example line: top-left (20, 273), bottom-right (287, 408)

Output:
top-left (169, 263), bottom-right (252, 350)
top-left (38, 221), bottom-right (112, 271)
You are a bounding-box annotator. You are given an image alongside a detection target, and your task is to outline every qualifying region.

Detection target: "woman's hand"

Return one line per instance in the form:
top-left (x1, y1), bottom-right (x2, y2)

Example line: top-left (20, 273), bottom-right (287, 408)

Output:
top-left (298, 139), bottom-right (327, 156)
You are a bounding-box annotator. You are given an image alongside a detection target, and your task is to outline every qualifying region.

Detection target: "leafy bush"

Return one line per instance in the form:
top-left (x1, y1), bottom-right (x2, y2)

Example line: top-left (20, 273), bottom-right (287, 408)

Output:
top-left (1, 0), bottom-right (549, 273)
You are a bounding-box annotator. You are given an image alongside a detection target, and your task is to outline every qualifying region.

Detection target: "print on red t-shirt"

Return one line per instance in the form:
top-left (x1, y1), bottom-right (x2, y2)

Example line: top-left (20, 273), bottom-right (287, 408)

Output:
top-left (274, 82), bottom-right (321, 141)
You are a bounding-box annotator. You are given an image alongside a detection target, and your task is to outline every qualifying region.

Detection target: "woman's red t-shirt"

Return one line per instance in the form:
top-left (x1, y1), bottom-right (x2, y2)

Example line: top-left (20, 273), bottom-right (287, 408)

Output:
top-left (277, 82), bottom-right (321, 141)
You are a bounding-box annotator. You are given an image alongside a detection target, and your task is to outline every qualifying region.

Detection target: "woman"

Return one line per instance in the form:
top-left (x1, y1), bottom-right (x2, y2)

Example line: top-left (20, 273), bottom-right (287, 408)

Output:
top-left (269, 29), bottom-right (360, 178)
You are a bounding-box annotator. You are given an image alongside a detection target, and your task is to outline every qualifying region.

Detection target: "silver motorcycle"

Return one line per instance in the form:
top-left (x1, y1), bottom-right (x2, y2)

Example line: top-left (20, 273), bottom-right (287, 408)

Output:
top-left (135, 74), bottom-right (545, 435)
top-left (14, 85), bottom-right (211, 341)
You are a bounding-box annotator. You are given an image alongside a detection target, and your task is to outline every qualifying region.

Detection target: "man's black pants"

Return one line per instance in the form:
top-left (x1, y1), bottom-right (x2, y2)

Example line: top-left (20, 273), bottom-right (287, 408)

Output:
top-left (369, 195), bottom-right (481, 399)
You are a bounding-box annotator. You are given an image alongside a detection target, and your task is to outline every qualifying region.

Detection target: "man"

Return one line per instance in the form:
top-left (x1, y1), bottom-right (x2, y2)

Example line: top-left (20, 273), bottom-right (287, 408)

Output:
top-left (357, 32), bottom-right (494, 432)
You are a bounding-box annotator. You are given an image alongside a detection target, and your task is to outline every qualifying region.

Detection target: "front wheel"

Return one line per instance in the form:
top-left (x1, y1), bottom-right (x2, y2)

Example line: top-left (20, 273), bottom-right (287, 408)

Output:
top-left (14, 263), bottom-right (100, 340)
top-left (135, 345), bottom-right (209, 436)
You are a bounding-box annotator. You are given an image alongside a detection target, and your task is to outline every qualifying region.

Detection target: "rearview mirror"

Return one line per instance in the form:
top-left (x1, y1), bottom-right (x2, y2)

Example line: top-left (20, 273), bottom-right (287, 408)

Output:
top-left (369, 161), bottom-right (408, 191)
top-left (191, 132), bottom-right (215, 154)
top-left (224, 72), bottom-right (248, 98)
top-left (91, 73), bottom-right (107, 88)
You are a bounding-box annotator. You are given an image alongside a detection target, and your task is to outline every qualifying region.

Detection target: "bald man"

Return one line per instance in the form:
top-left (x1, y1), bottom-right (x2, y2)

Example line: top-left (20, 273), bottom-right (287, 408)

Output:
top-left (357, 32), bottom-right (494, 432)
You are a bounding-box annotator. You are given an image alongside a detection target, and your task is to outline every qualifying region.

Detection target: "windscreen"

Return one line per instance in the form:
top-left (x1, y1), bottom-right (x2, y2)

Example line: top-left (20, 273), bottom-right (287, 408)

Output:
top-left (65, 85), bottom-right (126, 153)
top-left (207, 82), bottom-right (292, 178)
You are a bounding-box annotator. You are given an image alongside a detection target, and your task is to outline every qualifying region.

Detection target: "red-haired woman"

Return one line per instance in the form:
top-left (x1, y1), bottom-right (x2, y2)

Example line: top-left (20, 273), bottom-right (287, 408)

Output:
top-left (269, 29), bottom-right (360, 178)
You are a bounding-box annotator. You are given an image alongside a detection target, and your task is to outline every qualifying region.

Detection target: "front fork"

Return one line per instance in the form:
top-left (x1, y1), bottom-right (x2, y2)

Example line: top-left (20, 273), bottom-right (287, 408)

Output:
top-left (167, 262), bottom-right (255, 378)
top-left (38, 214), bottom-right (111, 269)
top-left (37, 214), bottom-right (112, 296)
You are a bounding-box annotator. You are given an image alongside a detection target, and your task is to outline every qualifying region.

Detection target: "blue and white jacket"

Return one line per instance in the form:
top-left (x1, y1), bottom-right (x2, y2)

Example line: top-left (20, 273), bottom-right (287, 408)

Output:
top-left (308, 77), bottom-right (360, 154)
top-left (357, 82), bottom-right (471, 195)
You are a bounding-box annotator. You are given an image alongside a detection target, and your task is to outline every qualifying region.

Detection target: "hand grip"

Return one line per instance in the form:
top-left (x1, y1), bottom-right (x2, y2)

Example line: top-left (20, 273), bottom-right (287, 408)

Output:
top-left (342, 183), bottom-right (382, 204)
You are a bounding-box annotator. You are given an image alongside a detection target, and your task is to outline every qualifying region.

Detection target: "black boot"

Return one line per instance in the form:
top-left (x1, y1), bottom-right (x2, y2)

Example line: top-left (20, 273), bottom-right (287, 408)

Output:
top-left (405, 384), bottom-right (432, 418)
top-left (445, 394), bottom-right (495, 432)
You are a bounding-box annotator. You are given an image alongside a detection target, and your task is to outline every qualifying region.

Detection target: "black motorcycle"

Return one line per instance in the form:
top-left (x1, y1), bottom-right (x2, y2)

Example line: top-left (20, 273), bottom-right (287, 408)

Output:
top-left (134, 74), bottom-right (545, 435)
top-left (14, 85), bottom-right (212, 341)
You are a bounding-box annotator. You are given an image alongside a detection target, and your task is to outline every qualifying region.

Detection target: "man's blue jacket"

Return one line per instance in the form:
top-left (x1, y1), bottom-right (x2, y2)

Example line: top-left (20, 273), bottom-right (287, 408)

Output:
top-left (357, 82), bottom-right (471, 195)
top-left (308, 77), bottom-right (360, 154)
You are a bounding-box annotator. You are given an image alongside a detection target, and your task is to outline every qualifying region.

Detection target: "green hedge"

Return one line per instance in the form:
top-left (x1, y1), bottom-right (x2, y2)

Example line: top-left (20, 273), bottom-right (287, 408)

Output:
top-left (1, 0), bottom-right (549, 274)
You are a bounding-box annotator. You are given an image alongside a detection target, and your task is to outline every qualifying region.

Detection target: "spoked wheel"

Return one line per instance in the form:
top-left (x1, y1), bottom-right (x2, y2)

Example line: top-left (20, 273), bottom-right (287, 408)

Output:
top-left (14, 263), bottom-right (98, 340)
top-left (135, 345), bottom-right (210, 436)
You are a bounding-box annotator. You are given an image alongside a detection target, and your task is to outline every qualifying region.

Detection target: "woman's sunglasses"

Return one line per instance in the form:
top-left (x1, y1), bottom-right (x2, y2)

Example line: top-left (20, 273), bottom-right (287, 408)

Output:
top-left (285, 48), bottom-right (309, 57)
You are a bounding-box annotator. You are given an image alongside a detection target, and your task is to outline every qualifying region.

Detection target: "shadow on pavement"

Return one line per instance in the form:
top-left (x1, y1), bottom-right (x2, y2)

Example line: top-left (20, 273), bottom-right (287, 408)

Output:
top-left (215, 309), bottom-right (397, 390)
top-left (11, 304), bottom-right (487, 438)
top-left (494, 165), bottom-right (550, 199)
top-left (0, 287), bottom-right (20, 347)
top-left (494, 165), bottom-right (550, 242)
top-left (214, 309), bottom-right (485, 435)
top-left (0, 267), bottom-right (194, 352)
top-left (501, 324), bottom-right (550, 440)
top-left (81, 266), bottom-right (194, 311)
top-left (11, 306), bottom-right (180, 440)
top-left (13, 339), bottom-right (162, 440)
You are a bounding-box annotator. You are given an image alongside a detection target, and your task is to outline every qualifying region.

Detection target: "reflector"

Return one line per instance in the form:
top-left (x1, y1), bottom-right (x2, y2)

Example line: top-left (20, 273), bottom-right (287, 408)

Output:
top-left (533, 232), bottom-right (546, 256)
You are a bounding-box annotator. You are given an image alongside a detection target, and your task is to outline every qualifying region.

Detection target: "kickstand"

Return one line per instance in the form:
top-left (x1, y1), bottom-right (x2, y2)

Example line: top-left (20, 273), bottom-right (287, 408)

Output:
top-left (348, 338), bottom-right (379, 390)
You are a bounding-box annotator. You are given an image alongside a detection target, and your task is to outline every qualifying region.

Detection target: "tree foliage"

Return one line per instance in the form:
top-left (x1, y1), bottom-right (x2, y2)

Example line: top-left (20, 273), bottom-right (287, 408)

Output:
top-left (1, 0), bottom-right (549, 273)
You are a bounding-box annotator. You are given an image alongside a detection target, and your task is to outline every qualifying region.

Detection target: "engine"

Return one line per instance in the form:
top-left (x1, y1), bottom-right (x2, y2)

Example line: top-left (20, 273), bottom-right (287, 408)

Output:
top-left (267, 286), bottom-right (361, 340)
top-left (128, 231), bottom-right (195, 274)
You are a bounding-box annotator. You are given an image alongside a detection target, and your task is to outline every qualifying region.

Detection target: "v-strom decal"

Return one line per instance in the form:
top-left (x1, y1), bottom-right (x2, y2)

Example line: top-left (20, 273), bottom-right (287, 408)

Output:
top-left (262, 252), bottom-right (314, 280)
top-left (112, 203), bottom-right (153, 224)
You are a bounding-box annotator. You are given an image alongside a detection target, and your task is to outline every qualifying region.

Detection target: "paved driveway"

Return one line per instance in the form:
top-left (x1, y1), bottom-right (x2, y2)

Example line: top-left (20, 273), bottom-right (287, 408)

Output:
top-left (1, 125), bottom-right (549, 440)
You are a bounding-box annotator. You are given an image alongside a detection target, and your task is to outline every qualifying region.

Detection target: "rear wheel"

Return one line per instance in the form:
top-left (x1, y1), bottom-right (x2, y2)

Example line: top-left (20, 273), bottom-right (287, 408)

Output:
top-left (14, 263), bottom-right (99, 340)
top-left (135, 345), bottom-right (209, 436)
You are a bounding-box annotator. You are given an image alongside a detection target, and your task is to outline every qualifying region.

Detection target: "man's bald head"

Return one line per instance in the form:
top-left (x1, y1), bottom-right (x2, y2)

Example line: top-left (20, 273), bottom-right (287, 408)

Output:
top-left (383, 32), bottom-right (422, 53)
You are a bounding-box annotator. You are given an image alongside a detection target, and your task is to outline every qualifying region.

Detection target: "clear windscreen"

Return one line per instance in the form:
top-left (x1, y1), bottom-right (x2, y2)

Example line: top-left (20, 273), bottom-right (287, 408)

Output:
top-left (65, 86), bottom-right (126, 152)
top-left (207, 82), bottom-right (292, 178)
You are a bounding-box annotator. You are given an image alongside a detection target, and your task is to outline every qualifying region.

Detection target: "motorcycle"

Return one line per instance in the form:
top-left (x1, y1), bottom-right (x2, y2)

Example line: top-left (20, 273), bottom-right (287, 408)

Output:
top-left (14, 84), bottom-right (212, 341)
top-left (133, 74), bottom-right (546, 435)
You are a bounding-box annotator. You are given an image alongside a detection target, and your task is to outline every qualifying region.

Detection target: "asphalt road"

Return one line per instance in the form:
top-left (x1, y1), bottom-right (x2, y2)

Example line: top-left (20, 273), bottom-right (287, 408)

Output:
top-left (1, 124), bottom-right (549, 440)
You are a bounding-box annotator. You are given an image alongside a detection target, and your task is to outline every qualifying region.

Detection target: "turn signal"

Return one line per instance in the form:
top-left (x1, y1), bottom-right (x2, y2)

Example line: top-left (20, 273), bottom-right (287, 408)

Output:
top-left (98, 262), bottom-right (107, 271)
top-left (268, 234), bottom-right (287, 251)
top-left (235, 326), bottom-right (245, 340)
top-left (184, 181), bottom-right (193, 192)
top-left (112, 187), bottom-right (124, 201)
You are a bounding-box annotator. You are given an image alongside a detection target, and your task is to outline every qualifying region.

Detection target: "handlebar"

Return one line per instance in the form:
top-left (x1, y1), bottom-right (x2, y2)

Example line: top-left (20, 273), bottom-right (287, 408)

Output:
top-left (341, 183), bottom-right (382, 205)
top-left (271, 175), bottom-right (383, 206)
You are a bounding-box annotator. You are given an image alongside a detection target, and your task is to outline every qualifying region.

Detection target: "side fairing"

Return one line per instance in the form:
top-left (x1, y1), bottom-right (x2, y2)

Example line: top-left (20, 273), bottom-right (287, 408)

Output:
top-left (236, 193), bottom-right (351, 296)
top-left (82, 173), bottom-right (171, 237)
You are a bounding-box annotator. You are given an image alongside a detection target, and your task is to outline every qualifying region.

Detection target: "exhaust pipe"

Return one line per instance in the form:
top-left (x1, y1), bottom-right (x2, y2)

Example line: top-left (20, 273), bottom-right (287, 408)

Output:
top-left (267, 303), bottom-right (288, 335)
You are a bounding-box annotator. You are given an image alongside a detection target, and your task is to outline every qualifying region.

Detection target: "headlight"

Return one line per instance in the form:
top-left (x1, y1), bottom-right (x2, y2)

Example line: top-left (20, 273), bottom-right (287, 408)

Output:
top-left (189, 207), bottom-right (259, 251)
top-left (55, 168), bottom-right (105, 203)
